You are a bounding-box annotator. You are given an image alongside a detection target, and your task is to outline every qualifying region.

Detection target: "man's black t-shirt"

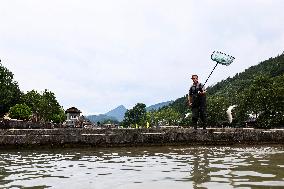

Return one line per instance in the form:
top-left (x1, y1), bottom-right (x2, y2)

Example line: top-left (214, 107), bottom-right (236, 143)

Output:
top-left (189, 82), bottom-right (206, 108)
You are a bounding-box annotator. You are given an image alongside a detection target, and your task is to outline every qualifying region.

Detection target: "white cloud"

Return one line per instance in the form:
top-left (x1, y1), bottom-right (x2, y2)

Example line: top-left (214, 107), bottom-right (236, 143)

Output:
top-left (1, 0), bottom-right (283, 115)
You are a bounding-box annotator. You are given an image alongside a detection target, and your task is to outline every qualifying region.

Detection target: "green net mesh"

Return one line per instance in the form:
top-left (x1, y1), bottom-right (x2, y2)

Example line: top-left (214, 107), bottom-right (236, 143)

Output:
top-left (211, 51), bottom-right (235, 66)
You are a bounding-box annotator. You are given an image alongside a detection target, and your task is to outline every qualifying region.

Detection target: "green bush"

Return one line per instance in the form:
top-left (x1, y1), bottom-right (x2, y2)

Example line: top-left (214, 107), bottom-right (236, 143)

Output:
top-left (9, 103), bottom-right (32, 120)
top-left (50, 109), bottom-right (66, 124)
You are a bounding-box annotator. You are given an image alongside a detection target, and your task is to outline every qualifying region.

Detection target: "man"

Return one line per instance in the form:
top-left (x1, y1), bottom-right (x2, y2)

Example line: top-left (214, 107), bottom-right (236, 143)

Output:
top-left (188, 74), bottom-right (207, 129)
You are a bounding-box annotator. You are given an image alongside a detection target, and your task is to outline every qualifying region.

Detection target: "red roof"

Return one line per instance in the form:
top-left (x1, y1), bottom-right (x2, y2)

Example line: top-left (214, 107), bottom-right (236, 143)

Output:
top-left (65, 107), bottom-right (81, 113)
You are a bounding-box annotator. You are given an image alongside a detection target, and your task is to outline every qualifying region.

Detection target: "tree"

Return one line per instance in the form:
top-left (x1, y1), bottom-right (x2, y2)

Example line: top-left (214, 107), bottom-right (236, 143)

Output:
top-left (0, 63), bottom-right (22, 116)
top-left (147, 110), bottom-right (160, 127)
top-left (102, 119), bottom-right (119, 125)
top-left (38, 89), bottom-right (62, 122)
top-left (50, 107), bottom-right (66, 123)
top-left (169, 95), bottom-right (188, 115)
top-left (22, 90), bottom-right (42, 121)
top-left (9, 103), bottom-right (32, 120)
top-left (122, 103), bottom-right (147, 127)
top-left (267, 75), bottom-right (284, 127)
top-left (206, 95), bottom-right (230, 126)
top-left (22, 89), bottom-right (65, 122)
top-left (147, 107), bottom-right (181, 126)
top-left (237, 75), bottom-right (284, 128)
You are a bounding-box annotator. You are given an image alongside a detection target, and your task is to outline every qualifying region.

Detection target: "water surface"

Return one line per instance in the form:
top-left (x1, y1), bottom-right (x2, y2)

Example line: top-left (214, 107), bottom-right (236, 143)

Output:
top-left (1, 145), bottom-right (284, 188)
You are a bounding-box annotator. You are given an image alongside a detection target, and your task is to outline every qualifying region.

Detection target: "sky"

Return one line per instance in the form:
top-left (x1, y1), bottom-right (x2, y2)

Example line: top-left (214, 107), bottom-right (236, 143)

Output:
top-left (1, 0), bottom-right (284, 115)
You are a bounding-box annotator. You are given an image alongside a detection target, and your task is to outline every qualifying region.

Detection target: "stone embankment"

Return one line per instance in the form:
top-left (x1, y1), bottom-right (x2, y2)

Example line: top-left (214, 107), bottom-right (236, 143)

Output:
top-left (0, 121), bottom-right (284, 148)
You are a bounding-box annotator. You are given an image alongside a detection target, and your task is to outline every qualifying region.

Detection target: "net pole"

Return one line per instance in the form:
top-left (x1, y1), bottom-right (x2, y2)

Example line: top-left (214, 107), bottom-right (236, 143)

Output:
top-left (202, 62), bottom-right (218, 88)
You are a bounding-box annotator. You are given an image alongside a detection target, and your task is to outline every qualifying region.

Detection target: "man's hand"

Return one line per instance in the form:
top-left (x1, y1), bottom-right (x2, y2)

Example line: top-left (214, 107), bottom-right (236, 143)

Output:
top-left (198, 90), bottom-right (206, 95)
top-left (189, 102), bottom-right (192, 107)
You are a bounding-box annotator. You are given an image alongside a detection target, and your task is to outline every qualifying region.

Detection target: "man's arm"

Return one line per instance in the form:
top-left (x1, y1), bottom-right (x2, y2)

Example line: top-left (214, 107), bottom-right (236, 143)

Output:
top-left (188, 95), bottom-right (193, 106)
top-left (199, 83), bottom-right (206, 95)
top-left (188, 88), bottom-right (193, 106)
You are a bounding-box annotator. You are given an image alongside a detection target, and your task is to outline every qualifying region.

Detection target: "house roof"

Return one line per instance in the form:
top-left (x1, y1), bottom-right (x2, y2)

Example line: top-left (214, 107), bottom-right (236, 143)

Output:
top-left (65, 107), bottom-right (82, 114)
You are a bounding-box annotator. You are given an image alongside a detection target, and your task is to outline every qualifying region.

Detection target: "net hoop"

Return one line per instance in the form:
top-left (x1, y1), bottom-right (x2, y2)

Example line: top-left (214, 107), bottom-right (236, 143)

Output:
top-left (211, 51), bottom-right (235, 66)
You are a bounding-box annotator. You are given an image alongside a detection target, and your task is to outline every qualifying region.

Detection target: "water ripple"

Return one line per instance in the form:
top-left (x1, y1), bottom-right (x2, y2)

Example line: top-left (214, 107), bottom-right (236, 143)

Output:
top-left (0, 145), bottom-right (284, 188)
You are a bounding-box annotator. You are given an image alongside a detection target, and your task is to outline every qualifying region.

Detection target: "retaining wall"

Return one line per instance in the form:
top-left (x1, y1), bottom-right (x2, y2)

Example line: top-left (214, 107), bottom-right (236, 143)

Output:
top-left (0, 126), bottom-right (284, 148)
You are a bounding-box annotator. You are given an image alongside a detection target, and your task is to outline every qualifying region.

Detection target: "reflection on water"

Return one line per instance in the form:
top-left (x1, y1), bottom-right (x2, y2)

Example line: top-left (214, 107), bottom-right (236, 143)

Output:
top-left (1, 145), bottom-right (284, 189)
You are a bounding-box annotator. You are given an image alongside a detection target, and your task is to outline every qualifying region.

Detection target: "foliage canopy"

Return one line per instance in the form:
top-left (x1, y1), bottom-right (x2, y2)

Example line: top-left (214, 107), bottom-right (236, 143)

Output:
top-left (0, 63), bottom-right (22, 116)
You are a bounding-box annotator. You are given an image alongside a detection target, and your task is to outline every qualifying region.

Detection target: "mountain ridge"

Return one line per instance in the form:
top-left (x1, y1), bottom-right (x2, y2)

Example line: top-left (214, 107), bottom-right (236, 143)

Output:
top-left (86, 101), bottom-right (173, 123)
top-left (104, 105), bottom-right (127, 122)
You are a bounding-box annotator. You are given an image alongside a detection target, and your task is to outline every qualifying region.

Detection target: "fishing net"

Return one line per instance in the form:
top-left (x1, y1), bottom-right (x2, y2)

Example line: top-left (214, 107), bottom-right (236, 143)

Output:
top-left (202, 51), bottom-right (235, 87)
top-left (211, 51), bottom-right (235, 66)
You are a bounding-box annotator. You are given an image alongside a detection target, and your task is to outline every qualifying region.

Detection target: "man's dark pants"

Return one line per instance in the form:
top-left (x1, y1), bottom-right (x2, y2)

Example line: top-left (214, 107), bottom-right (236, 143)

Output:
top-left (192, 106), bottom-right (206, 129)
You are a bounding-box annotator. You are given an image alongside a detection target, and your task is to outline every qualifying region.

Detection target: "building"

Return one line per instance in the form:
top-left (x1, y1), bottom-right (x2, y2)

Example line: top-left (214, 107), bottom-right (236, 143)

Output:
top-left (65, 107), bottom-right (81, 120)
top-left (64, 107), bottom-right (82, 127)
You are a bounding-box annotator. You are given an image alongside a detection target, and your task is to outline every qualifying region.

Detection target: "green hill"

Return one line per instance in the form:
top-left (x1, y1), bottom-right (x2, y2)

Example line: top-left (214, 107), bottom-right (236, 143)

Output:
top-left (206, 53), bottom-right (284, 96)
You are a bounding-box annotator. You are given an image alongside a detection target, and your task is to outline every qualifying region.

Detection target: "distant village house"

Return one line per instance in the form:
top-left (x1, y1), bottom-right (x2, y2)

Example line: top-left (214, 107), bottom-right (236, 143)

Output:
top-left (64, 107), bottom-right (81, 127)
top-left (64, 107), bottom-right (94, 128)
top-left (65, 107), bottom-right (81, 120)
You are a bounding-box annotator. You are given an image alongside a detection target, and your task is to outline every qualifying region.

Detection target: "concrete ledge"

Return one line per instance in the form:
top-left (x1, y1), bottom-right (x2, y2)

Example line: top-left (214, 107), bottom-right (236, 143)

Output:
top-left (0, 127), bottom-right (284, 148)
